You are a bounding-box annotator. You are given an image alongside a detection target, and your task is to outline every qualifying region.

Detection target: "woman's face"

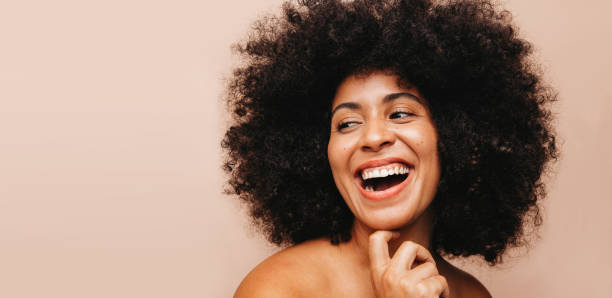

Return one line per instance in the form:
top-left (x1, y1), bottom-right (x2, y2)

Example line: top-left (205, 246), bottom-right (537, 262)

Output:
top-left (328, 71), bottom-right (440, 230)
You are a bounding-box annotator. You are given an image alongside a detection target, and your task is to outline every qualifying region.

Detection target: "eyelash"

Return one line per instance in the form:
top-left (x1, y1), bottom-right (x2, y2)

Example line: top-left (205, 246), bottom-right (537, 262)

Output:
top-left (390, 111), bottom-right (415, 119)
top-left (336, 111), bottom-right (416, 131)
top-left (337, 121), bottom-right (358, 131)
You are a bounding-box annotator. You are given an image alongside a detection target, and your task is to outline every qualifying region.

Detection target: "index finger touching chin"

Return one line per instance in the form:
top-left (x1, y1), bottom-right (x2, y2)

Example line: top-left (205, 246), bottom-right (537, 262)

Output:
top-left (368, 231), bottom-right (399, 273)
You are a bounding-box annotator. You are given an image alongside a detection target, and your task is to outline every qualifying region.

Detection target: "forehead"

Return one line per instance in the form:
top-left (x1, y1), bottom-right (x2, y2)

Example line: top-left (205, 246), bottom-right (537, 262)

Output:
top-left (331, 72), bottom-right (423, 108)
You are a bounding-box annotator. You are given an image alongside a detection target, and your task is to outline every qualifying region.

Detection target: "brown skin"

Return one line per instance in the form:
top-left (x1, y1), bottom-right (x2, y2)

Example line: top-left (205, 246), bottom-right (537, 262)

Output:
top-left (234, 232), bottom-right (491, 297)
top-left (234, 72), bottom-right (492, 298)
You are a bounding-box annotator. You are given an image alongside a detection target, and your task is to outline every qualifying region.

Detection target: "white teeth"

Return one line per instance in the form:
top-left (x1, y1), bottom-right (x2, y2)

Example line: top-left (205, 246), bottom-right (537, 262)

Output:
top-left (361, 163), bottom-right (411, 181)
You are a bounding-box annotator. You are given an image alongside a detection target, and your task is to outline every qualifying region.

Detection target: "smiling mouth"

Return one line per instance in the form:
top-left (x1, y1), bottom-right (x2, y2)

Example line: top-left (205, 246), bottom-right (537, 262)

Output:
top-left (357, 162), bottom-right (412, 192)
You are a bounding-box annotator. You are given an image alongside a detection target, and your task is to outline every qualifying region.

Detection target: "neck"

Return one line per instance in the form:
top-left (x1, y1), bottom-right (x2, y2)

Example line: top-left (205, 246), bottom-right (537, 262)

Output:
top-left (345, 207), bottom-right (435, 267)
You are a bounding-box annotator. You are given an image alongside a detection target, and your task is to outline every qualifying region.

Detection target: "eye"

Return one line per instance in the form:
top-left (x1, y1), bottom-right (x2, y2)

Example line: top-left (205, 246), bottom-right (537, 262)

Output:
top-left (337, 121), bottom-right (359, 131)
top-left (390, 111), bottom-right (415, 119)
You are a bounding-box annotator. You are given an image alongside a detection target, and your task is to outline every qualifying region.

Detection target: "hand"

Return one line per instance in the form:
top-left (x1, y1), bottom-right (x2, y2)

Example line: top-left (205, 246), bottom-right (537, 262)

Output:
top-left (368, 231), bottom-right (450, 298)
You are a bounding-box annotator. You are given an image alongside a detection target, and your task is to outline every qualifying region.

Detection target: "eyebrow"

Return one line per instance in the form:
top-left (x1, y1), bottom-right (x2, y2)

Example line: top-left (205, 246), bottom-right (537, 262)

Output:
top-left (383, 92), bottom-right (423, 104)
top-left (330, 92), bottom-right (423, 117)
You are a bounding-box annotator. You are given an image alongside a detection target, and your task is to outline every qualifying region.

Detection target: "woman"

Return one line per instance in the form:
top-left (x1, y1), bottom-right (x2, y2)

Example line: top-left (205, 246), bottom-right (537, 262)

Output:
top-left (223, 0), bottom-right (557, 296)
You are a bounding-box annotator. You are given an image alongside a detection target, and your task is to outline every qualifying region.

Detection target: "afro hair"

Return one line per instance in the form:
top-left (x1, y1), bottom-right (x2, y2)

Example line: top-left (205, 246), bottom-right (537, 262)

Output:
top-left (222, 0), bottom-right (558, 264)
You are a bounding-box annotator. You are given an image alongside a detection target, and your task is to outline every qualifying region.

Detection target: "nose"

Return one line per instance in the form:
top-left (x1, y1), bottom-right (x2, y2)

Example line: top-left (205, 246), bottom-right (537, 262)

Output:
top-left (360, 118), bottom-right (395, 152)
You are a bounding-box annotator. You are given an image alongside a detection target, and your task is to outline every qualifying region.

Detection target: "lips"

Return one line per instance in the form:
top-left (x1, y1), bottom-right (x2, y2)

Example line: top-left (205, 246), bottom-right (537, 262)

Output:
top-left (354, 158), bottom-right (413, 201)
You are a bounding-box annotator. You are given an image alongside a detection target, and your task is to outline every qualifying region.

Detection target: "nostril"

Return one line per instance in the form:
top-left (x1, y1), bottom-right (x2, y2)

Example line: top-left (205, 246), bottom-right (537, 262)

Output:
top-left (359, 122), bottom-right (396, 151)
top-left (362, 137), bottom-right (395, 151)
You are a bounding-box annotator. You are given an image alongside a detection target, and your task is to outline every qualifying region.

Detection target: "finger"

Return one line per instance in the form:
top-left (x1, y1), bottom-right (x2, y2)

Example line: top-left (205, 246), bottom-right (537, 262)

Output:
top-left (368, 231), bottom-right (397, 273)
top-left (412, 243), bottom-right (436, 266)
top-left (389, 241), bottom-right (435, 273)
top-left (405, 261), bottom-right (439, 282)
top-left (416, 275), bottom-right (449, 298)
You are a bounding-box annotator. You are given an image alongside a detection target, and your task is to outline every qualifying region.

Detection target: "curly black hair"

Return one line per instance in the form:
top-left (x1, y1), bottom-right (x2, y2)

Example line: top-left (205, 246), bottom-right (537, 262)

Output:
top-left (222, 0), bottom-right (557, 264)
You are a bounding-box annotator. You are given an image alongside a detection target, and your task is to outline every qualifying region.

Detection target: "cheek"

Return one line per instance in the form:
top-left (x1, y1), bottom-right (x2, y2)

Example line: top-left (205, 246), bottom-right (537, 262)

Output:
top-left (400, 123), bottom-right (440, 175)
top-left (416, 121), bottom-right (437, 146)
top-left (327, 137), bottom-right (350, 199)
top-left (417, 124), bottom-right (441, 179)
top-left (327, 135), bottom-right (355, 177)
top-left (401, 124), bottom-right (438, 150)
top-left (327, 137), bottom-right (342, 174)
top-left (419, 129), bottom-right (438, 153)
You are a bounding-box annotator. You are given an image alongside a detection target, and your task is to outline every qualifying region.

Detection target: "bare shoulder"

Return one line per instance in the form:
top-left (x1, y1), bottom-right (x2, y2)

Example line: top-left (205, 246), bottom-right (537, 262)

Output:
top-left (234, 239), bottom-right (334, 298)
top-left (435, 256), bottom-right (492, 298)
top-left (452, 268), bottom-right (492, 298)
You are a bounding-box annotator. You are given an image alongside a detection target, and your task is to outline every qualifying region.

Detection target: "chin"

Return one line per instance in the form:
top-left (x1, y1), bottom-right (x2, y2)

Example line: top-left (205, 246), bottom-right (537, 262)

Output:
top-left (366, 220), bottom-right (406, 231)
top-left (358, 208), bottom-right (422, 231)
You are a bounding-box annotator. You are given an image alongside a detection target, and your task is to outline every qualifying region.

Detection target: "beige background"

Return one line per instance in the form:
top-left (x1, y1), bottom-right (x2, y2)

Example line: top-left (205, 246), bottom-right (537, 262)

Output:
top-left (0, 0), bottom-right (610, 297)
